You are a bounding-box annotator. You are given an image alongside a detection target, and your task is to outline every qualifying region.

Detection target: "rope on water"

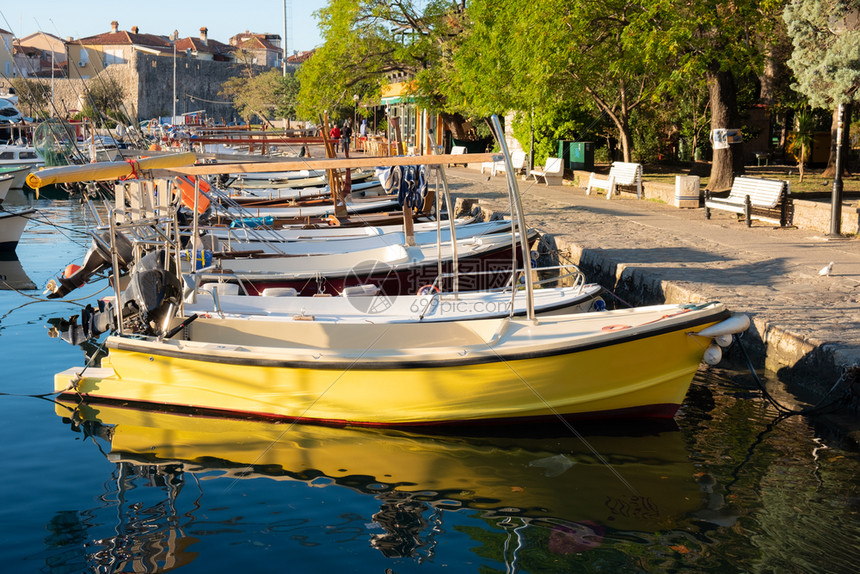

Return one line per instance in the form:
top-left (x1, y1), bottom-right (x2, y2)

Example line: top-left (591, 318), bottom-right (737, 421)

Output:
top-left (734, 332), bottom-right (858, 416)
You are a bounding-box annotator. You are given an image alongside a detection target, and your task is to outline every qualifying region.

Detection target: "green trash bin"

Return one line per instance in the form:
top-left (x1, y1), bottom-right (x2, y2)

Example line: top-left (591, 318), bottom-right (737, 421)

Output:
top-left (557, 140), bottom-right (573, 170)
top-left (570, 142), bottom-right (594, 171)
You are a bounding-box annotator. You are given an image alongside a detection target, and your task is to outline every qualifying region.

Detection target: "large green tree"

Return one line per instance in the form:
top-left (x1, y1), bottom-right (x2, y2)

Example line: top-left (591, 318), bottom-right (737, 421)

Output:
top-left (452, 0), bottom-right (667, 163)
top-left (221, 69), bottom-right (299, 124)
top-left (634, 0), bottom-right (787, 190)
top-left (297, 1), bottom-right (477, 135)
top-left (784, 0), bottom-right (860, 174)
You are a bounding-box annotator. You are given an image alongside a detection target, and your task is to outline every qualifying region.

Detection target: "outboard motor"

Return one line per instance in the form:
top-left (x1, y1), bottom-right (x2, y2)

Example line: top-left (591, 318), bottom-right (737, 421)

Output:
top-left (118, 249), bottom-right (183, 335)
top-left (44, 230), bottom-right (134, 299)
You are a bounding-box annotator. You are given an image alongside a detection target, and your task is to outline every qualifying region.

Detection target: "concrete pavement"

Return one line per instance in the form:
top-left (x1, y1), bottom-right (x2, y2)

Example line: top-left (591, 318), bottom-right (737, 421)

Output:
top-left (444, 166), bottom-right (860, 407)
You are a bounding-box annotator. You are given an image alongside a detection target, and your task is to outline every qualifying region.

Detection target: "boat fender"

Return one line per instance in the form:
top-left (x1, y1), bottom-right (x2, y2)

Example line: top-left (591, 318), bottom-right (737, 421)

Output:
top-left (602, 324), bottom-right (631, 332)
top-left (173, 176), bottom-right (211, 214)
top-left (695, 314), bottom-right (750, 338)
top-left (64, 264), bottom-right (82, 278)
top-left (703, 343), bottom-right (722, 366)
top-left (714, 334), bottom-right (734, 348)
top-left (417, 284), bottom-right (440, 296)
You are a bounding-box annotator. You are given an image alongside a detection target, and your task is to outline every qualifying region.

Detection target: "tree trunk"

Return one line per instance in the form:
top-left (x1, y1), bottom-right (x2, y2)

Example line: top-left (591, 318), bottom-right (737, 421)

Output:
top-left (706, 69), bottom-right (745, 191)
top-left (822, 103), bottom-right (853, 177)
top-left (440, 112), bottom-right (469, 140)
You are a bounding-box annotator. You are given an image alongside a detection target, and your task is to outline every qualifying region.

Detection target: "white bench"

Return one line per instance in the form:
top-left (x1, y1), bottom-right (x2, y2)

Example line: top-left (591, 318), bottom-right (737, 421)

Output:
top-left (704, 176), bottom-right (793, 227)
top-left (482, 149), bottom-right (526, 177)
top-left (585, 161), bottom-right (643, 199)
top-left (448, 145), bottom-right (466, 167)
top-left (530, 157), bottom-right (564, 185)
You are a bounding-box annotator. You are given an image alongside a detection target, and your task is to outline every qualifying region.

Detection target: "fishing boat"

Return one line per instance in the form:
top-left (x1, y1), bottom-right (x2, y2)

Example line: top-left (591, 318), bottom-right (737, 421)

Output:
top-left (217, 193), bottom-right (399, 220)
top-left (207, 219), bottom-right (514, 255)
top-left (48, 119), bottom-right (750, 426)
top-left (0, 143), bottom-right (44, 170)
top-left (0, 174), bottom-right (12, 202)
top-left (192, 229), bottom-right (537, 296)
top-left (209, 215), bottom-right (481, 242)
top-left (0, 208), bottom-right (35, 251)
top-left (0, 165), bottom-right (31, 189)
top-left (187, 262), bottom-right (605, 322)
top-left (54, 301), bottom-right (747, 425)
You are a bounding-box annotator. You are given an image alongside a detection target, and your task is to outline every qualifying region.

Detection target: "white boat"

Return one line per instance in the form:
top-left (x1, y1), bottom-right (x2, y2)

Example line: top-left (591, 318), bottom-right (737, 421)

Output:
top-left (0, 174), bottom-right (12, 203)
top-left (210, 215), bottom-right (480, 242)
top-left (0, 144), bottom-right (44, 170)
top-left (210, 219), bottom-right (514, 255)
top-left (225, 179), bottom-right (383, 202)
top-left (187, 281), bottom-right (605, 323)
top-left (219, 194), bottom-right (399, 219)
top-left (0, 165), bottom-right (31, 189)
top-left (0, 208), bottom-right (35, 251)
top-left (192, 230), bottom-right (537, 296)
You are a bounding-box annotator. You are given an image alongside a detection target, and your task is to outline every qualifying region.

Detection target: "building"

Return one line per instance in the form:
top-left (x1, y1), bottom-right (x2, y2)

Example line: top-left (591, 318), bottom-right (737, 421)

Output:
top-left (67, 21), bottom-right (173, 79)
top-left (15, 32), bottom-right (67, 77)
top-left (0, 28), bottom-right (14, 80)
top-left (229, 31), bottom-right (283, 68)
top-left (173, 28), bottom-right (235, 62)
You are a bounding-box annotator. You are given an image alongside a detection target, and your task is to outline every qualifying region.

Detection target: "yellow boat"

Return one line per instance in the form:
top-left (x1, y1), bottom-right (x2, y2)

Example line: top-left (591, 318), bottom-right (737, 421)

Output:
top-left (56, 401), bottom-right (706, 531)
top-left (54, 302), bottom-right (748, 426)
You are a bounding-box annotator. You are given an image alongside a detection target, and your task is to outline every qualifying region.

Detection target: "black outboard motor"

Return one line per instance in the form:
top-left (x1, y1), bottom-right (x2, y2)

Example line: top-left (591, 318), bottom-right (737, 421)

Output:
top-left (45, 230), bottom-right (134, 299)
top-left (118, 249), bottom-right (183, 335)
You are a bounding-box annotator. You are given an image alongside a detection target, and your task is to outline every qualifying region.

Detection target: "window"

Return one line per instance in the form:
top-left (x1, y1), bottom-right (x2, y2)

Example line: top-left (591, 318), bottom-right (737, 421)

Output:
top-left (0, 152), bottom-right (13, 160)
top-left (79, 48), bottom-right (89, 66)
top-left (20, 152), bottom-right (37, 159)
top-left (103, 48), bottom-right (124, 65)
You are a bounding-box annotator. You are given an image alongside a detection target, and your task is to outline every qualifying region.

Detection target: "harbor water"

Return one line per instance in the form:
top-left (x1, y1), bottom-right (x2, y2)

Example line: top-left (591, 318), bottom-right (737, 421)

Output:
top-left (1, 195), bottom-right (858, 573)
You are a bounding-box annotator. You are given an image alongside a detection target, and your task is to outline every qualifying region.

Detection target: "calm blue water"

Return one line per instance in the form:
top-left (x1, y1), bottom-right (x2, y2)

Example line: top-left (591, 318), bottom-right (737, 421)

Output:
top-left (1, 195), bottom-right (858, 573)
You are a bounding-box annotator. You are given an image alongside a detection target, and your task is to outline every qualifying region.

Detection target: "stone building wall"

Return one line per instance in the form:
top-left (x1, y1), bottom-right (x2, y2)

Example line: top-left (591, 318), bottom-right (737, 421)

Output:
top-left (133, 52), bottom-right (244, 122)
top-left (41, 51), bottom-right (244, 123)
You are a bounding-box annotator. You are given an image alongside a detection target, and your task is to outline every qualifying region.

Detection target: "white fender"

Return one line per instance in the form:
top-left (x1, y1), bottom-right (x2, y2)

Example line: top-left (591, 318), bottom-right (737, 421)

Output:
top-left (696, 314), bottom-right (750, 338)
top-left (703, 343), bottom-right (723, 366)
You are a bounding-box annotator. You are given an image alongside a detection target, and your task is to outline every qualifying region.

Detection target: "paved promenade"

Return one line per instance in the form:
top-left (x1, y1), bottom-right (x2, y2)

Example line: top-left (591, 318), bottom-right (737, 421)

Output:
top-left (444, 166), bottom-right (860, 402)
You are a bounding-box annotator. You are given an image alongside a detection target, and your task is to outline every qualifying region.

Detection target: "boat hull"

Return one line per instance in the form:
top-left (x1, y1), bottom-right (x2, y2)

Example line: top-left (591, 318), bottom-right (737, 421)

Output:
top-left (55, 306), bottom-right (731, 426)
top-left (0, 208), bottom-right (34, 251)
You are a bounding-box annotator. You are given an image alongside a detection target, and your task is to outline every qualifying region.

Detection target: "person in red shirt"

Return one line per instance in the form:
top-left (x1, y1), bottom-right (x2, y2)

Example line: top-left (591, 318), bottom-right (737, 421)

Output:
top-left (329, 124), bottom-right (342, 147)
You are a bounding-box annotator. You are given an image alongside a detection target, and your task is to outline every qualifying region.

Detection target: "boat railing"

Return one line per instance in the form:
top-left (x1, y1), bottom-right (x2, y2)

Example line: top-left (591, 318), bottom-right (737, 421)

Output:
top-left (416, 262), bottom-right (588, 319)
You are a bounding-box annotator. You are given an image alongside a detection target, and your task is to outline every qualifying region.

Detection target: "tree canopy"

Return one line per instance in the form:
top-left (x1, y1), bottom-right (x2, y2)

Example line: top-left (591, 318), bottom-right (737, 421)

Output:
top-left (221, 69), bottom-right (299, 124)
top-left (784, 0), bottom-right (860, 109)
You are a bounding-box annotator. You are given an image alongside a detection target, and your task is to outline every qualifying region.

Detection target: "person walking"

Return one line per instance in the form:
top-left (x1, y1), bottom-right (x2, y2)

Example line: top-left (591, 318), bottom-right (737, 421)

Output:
top-left (341, 120), bottom-right (352, 153)
top-left (329, 123), bottom-right (342, 154)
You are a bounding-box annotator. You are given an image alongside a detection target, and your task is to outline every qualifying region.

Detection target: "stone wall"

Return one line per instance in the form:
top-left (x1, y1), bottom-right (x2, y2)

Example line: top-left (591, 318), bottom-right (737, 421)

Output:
top-left (571, 168), bottom-right (860, 235)
top-left (42, 52), bottom-right (244, 123)
top-left (134, 52), bottom-right (244, 122)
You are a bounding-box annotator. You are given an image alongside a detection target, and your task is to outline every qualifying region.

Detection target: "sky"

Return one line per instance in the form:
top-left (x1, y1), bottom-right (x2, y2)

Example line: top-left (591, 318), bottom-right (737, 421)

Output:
top-left (0, 0), bottom-right (329, 53)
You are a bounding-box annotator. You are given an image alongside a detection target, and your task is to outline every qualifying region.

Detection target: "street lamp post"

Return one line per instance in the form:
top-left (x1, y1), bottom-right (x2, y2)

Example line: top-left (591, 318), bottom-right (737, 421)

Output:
top-left (828, 102), bottom-right (846, 237)
top-left (353, 94), bottom-right (359, 150)
top-left (172, 41), bottom-right (177, 125)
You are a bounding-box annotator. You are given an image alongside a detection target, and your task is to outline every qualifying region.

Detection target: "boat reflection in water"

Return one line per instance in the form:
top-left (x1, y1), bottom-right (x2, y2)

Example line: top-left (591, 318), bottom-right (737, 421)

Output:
top-left (0, 252), bottom-right (35, 290)
top-left (56, 401), bottom-right (708, 569)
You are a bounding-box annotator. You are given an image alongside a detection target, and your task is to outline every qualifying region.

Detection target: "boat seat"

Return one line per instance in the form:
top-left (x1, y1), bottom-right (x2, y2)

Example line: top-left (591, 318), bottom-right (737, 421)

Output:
top-left (262, 287), bottom-right (299, 297)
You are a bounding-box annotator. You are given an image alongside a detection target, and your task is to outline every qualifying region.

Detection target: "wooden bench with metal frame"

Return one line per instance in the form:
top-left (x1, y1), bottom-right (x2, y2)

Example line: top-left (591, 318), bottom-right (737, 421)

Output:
top-left (704, 176), bottom-right (793, 227)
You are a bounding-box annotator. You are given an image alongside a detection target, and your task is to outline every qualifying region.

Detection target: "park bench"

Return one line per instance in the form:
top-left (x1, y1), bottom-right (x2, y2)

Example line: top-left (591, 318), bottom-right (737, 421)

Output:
top-left (704, 176), bottom-right (793, 227)
top-left (530, 157), bottom-right (564, 185)
top-left (448, 145), bottom-right (467, 167)
top-left (585, 161), bottom-right (643, 199)
top-left (481, 149), bottom-right (527, 177)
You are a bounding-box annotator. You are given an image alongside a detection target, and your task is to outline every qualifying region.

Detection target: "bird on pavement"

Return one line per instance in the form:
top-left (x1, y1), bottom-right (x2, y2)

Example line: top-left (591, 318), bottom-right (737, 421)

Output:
top-left (819, 261), bottom-right (834, 276)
